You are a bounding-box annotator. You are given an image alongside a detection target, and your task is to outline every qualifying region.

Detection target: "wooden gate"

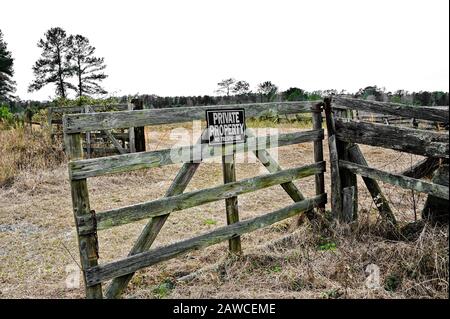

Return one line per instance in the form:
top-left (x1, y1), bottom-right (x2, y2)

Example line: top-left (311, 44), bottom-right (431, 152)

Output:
top-left (63, 101), bottom-right (327, 298)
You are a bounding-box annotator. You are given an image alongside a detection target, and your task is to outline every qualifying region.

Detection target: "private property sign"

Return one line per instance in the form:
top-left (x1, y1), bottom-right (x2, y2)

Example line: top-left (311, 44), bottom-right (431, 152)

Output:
top-left (206, 109), bottom-right (246, 145)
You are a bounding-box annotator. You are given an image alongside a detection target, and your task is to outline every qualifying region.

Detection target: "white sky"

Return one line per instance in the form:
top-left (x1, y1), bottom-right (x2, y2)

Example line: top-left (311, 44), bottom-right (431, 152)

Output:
top-left (2, 0), bottom-right (449, 101)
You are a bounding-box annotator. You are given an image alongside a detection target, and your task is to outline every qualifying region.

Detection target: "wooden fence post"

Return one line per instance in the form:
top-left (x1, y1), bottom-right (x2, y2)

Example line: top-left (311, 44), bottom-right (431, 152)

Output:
top-left (65, 133), bottom-right (103, 299)
top-left (47, 107), bottom-right (54, 141)
top-left (311, 103), bottom-right (325, 212)
top-left (131, 99), bottom-right (146, 152)
top-left (342, 186), bottom-right (356, 222)
top-left (222, 151), bottom-right (242, 254)
top-left (323, 97), bottom-right (343, 218)
top-left (84, 106), bottom-right (92, 159)
top-left (128, 102), bottom-right (136, 153)
top-left (334, 108), bottom-right (358, 221)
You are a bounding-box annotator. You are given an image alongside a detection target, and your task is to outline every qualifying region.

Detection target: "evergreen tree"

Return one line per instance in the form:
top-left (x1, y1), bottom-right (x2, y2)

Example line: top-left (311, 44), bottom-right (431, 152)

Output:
top-left (216, 78), bottom-right (236, 96)
top-left (232, 80), bottom-right (250, 95)
top-left (67, 35), bottom-right (107, 97)
top-left (28, 27), bottom-right (74, 98)
top-left (283, 87), bottom-right (307, 101)
top-left (257, 81), bottom-right (278, 102)
top-left (0, 30), bottom-right (16, 99)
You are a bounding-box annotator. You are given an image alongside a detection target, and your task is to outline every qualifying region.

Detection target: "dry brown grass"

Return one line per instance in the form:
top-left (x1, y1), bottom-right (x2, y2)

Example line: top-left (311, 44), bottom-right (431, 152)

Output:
top-left (0, 122), bottom-right (448, 299)
top-left (0, 125), bottom-right (65, 186)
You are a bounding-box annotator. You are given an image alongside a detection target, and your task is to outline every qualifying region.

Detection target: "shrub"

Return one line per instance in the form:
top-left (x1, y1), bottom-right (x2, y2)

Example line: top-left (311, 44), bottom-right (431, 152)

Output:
top-left (0, 127), bottom-right (65, 185)
top-left (0, 104), bottom-right (13, 123)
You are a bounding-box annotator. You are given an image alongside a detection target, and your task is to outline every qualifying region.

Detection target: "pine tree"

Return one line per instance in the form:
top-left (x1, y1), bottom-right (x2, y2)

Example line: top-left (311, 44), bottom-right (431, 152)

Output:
top-left (215, 78), bottom-right (236, 96)
top-left (28, 27), bottom-right (74, 98)
top-left (67, 35), bottom-right (107, 97)
top-left (0, 29), bottom-right (16, 99)
top-left (232, 80), bottom-right (250, 95)
top-left (257, 81), bottom-right (278, 102)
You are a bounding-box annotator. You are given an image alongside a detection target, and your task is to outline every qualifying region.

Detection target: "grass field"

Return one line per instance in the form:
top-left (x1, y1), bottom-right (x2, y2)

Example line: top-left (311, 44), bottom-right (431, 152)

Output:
top-left (0, 121), bottom-right (448, 299)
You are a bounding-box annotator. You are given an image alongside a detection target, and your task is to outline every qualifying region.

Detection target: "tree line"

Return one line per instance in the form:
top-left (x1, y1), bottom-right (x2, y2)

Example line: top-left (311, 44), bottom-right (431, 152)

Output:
top-left (132, 84), bottom-right (449, 109)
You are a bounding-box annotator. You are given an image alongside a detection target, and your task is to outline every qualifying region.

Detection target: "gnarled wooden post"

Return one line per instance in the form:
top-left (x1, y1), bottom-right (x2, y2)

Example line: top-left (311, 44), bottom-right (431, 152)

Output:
top-left (222, 151), bottom-right (242, 254)
top-left (65, 132), bottom-right (103, 299)
top-left (334, 107), bottom-right (358, 221)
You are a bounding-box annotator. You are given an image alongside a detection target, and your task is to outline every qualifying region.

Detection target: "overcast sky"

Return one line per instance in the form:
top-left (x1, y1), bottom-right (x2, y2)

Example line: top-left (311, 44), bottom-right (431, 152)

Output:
top-left (2, 0), bottom-right (449, 101)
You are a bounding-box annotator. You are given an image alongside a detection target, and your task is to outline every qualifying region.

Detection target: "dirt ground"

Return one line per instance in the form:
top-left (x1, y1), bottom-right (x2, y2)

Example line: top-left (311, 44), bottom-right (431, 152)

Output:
top-left (0, 123), bottom-right (448, 299)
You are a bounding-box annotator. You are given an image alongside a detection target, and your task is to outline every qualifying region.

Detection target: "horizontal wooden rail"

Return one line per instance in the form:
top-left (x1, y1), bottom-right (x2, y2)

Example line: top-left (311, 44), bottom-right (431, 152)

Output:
top-left (84, 193), bottom-right (327, 286)
top-left (63, 101), bottom-right (320, 133)
top-left (339, 160), bottom-right (449, 200)
top-left (77, 162), bottom-right (326, 234)
top-left (50, 104), bottom-right (129, 114)
top-left (333, 97), bottom-right (449, 123)
top-left (335, 119), bottom-right (449, 158)
top-left (69, 129), bottom-right (324, 180)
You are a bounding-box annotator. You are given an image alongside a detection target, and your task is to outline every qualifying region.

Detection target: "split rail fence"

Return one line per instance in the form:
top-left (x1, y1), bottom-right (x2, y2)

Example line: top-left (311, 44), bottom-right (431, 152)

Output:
top-left (324, 97), bottom-right (449, 224)
top-left (63, 101), bottom-right (327, 298)
top-left (50, 102), bottom-right (145, 157)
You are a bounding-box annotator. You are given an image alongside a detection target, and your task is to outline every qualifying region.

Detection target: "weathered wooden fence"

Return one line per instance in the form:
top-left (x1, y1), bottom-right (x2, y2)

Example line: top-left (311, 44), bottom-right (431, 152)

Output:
top-left (325, 96), bottom-right (449, 224)
top-left (63, 101), bottom-right (327, 298)
top-left (333, 97), bottom-right (448, 130)
top-left (50, 102), bottom-right (146, 157)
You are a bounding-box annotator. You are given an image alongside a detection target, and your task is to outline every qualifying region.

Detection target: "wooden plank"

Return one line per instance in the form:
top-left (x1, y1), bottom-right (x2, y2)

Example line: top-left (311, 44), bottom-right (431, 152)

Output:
top-left (63, 101), bottom-right (320, 133)
top-left (91, 132), bottom-right (129, 140)
top-left (84, 193), bottom-right (327, 286)
top-left (346, 144), bottom-right (396, 225)
top-left (69, 129), bottom-right (324, 180)
top-left (335, 109), bottom-right (358, 220)
top-left (47, 107), bottom-right (53, 140)
top-left (65, 133), bottom-right (103, 299)
top-left (132, 99), bottom-right (146, 152)
top-left (77, 162), bottom-right (326, 234)
top-left (82, 147), bottom-right (119, 154)
top-left (328, 135), bottom-right (343, 218)
top-left (333, 97), bottom-right (449, 123)
top-left (128, 103), bottom-right (136, 153)
top-left (84, 106), bottom-right (92, 158)
top-left (52, 104), bottom-right (129, 114)
top-left (105, 131), bottom-right (206, 299)
top-left (324, 97), bottom-right (343, 218)
top-left (311, 103), bottom-right (326, 211)
top-left (222, 153), bottom-right (242, 253)
top-left (335, 118), bottom-right (449, 158)
top-left (342, 186), bottom-right (355, 222)
top-left (52, 106), bottom-right (85, 114)
top-left (339, 160), bottom-right (449, 200)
